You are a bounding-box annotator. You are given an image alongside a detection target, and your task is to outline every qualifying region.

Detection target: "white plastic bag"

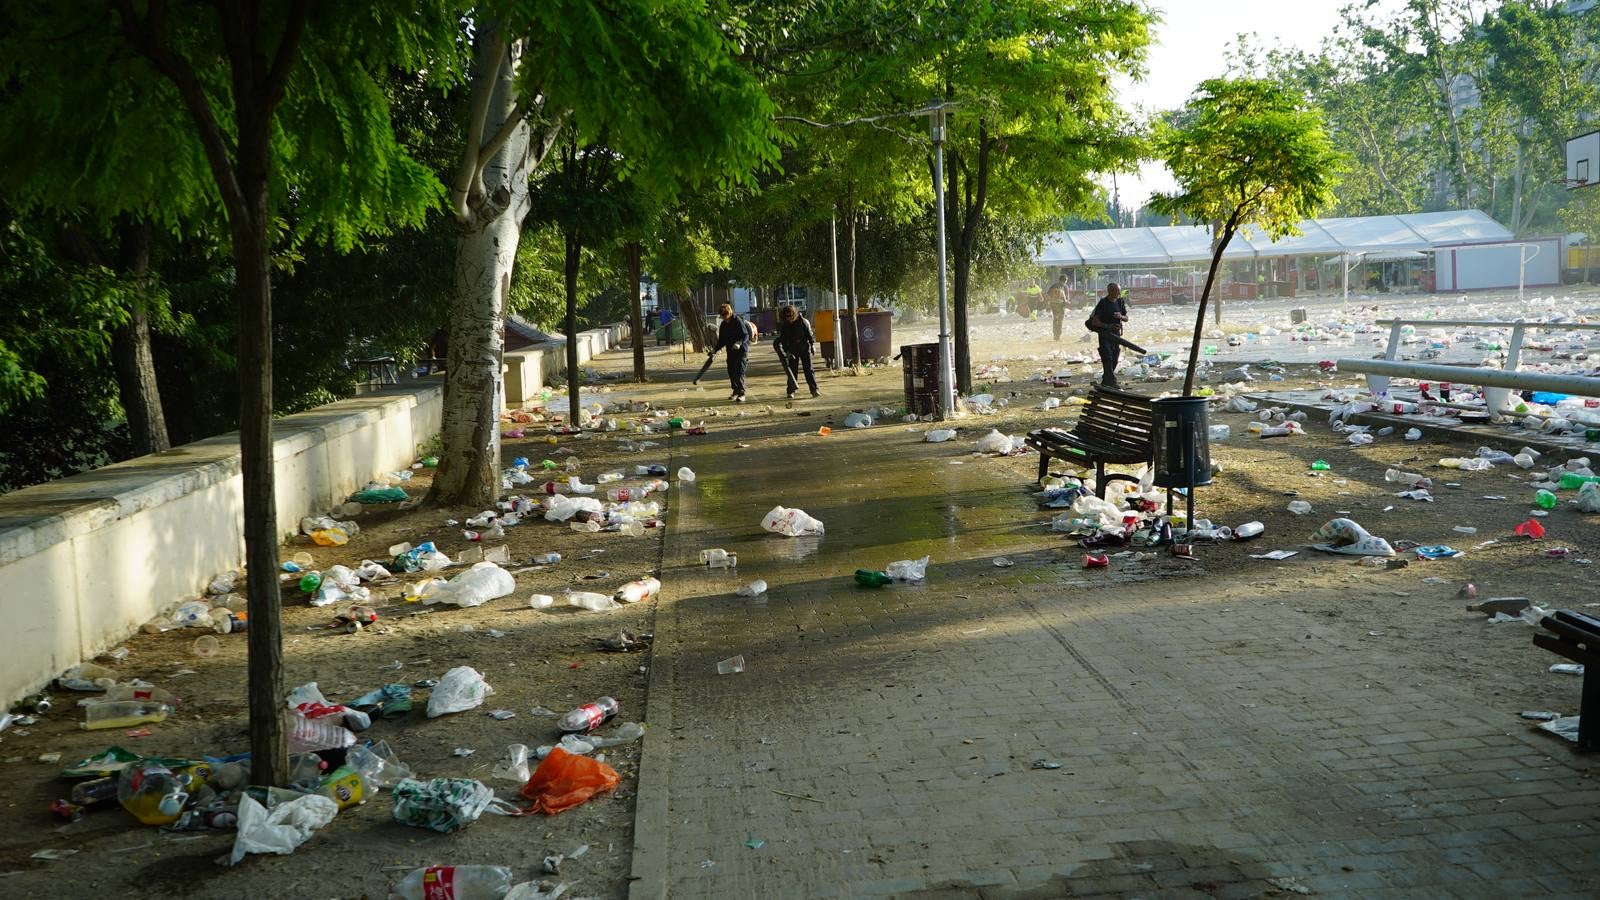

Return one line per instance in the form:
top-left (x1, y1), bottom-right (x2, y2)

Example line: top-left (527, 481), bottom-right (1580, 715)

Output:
top-left (975, 429), bottom-right (1018, 454)
top-left (1070, 494), bottom-right (1124, 530)
top-left (422, 562), bottom-right (515, 607)
top-left (924, 429), bottom-right (957, 443)
top-left (228, 792), bottom-right (338, 865)
top-left (1575, 481), bottom-right (1600, 513)
top-left (427, 666), bottom-right (493, 717)
top-left (761, 505), bottom-right (825, 536)
top-left (544, 495), bottom-right (603, 522)
top-left (843, 412), bottom-right (873, 428)
top-left (885, 555), bottom-right (930, 581)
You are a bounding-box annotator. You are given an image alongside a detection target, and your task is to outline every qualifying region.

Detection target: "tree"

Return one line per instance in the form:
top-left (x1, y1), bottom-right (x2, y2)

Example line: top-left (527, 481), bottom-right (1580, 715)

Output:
top-left (1561, 186), bottom-right (1600, 284)
top-left (1, 1), bottom-right (461, 786)
top-left (428, 0), bottom-right (779, 508)
top-left (1150, 78), bottom-right (1341, 397)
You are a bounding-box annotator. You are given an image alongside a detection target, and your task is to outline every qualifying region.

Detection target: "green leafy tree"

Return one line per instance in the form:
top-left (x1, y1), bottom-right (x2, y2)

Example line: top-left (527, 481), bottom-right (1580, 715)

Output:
top-left (1150, 78), bottom-right (1341, 396)
top-left (0, 0), bottom-right (462, 786)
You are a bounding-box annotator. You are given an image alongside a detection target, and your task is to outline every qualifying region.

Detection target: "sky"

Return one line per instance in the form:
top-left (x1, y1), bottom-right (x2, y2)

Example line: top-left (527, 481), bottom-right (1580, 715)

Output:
top-left (1112, 0), bottom-right (1399, 213)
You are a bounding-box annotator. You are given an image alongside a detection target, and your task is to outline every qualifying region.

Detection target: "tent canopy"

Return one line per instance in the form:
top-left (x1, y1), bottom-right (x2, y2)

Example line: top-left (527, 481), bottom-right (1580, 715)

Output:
top-left (1035, 210), bottom-right (1511, 267)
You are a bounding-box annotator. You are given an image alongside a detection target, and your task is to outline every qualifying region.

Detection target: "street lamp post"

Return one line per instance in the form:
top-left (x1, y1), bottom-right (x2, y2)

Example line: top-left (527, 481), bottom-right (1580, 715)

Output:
top-left (928, 101), bottom-right (957, 420)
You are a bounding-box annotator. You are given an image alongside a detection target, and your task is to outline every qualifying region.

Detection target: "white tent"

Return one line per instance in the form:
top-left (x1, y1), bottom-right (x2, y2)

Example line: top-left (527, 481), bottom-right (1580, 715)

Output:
top-left (1035, 210), bottom-right (1511, 266)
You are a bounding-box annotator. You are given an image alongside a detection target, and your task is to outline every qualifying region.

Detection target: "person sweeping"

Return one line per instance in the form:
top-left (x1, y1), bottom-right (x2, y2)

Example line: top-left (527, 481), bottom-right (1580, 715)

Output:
top-left (772, 304), bottom-right (819, 399)
top-left (709, 303), bottom-right (754, 402)
top-left (1086, 282), bottom-right (1128, 387)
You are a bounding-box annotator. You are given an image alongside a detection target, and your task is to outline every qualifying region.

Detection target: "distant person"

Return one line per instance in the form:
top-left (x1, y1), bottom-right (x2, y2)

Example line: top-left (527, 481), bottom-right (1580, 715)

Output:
top-left (709, 303), bottom-right (752, 402)
top-left (1045, 274), bottom-right (1069, 341)
top-left (1086, 282), bottom-right (1128, 387)
top-left (773, 304), bottom-right (819, 399)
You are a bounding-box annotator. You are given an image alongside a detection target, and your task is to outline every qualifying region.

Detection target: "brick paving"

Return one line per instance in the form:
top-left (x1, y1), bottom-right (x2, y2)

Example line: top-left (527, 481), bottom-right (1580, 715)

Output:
top-left (624, 367), bottom-right (1599, 899)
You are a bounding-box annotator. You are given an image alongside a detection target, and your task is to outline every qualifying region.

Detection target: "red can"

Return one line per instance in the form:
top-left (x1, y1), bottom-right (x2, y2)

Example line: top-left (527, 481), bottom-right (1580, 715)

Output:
top-left (1082, 553), bottom-right (1109, 569)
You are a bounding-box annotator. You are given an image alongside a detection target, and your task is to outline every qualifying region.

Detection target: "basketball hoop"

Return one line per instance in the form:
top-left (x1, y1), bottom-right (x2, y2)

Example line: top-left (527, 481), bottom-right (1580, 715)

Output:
top-left (1567, 130), bottom-right (1598, 190)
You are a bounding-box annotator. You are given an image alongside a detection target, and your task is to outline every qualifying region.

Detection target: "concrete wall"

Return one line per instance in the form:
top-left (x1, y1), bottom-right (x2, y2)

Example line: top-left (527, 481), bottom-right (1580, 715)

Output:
top-left (0, 379), bottom-right (443, 705)
top-left (505, 324), bottom-right (629, 408)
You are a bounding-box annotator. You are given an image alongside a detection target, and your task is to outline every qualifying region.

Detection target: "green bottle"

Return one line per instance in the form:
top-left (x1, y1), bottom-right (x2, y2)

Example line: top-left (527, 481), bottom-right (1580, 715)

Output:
top-left (299, 572), bottom-right (323, 594)
top-left (669, 416), bottom-right (685, 429)
top-left (541, 459), bottom-right (558, 470)
top-left (1311, 460), bottom-right (1330, 471)
top-left (1534, 489), bottom-right (1558, 510)
top-left (422, 456), bottom-right (439, 468)
top-left (1558, 472), bottom-right (1600, 490)
top-left (854, 569), bottom-right (893, 588)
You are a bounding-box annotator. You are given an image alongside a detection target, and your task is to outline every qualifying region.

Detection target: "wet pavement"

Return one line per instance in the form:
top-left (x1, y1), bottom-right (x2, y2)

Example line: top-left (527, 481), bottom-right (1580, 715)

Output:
top-left (612, 344), bottom-right (1600, 899)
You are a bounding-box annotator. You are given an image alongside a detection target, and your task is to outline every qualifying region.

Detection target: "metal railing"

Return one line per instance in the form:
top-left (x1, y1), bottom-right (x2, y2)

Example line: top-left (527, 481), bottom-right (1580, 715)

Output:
top-left (1346, 318), bottom-right (1600, 413)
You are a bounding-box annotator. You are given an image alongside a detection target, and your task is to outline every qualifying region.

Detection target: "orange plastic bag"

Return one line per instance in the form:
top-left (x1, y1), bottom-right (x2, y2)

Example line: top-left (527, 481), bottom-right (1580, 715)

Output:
top-left (519, 748), bottom-right (619, 814)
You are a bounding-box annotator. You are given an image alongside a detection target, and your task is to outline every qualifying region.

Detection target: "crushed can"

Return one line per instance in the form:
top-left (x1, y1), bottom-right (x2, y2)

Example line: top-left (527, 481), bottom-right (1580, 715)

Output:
top-left (1082, 553), bottom-right (1109, 569)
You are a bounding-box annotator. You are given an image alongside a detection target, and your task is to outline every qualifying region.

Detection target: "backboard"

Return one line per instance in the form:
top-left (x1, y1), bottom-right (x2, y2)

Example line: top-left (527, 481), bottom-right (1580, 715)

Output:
top-left (1568, 129), bottom-right (1599, 188)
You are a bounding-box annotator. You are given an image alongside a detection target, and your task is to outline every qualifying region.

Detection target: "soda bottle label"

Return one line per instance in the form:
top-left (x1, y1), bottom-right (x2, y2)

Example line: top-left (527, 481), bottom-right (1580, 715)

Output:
top-left (422, 866), bottom-right (456, 900)
top-left (573, 703), bottom-right (606, 731)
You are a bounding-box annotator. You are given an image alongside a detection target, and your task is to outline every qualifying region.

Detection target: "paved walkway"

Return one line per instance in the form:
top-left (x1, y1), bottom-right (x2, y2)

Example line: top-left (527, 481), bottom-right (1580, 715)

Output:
top-left (626, 366), bottom-right (1599, 899)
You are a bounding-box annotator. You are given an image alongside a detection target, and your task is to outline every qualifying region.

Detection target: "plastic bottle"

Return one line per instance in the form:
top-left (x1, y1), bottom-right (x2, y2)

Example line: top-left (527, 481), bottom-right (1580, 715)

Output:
top-left (614, 577), bottom-right (661, 604)
top-left (606, 487), bottom-right (633, 503)
top-left (569, 519), bottom-right (601, 533)
top-left (1286, 500), bottom-right (1312, 515)
top-left (1208, 424), bottom-right (1230, 441)
top-left (287, 714), bottom-right (356, 753)
top-left (1310, 460), bottom-right (1330, 471)
top-left (855, 569), bottom-right (893, 587)
top-left (700, 549), bottom-right (736, 568)
top-left (736, 579), bottom-right (768, 597)
top-left (633, 464), bottom-right (668, 476)
top-left (117, 763), bottom-right (188, 826)
top-left (1559, 472), bottom-right (1600, 489)
top-left (82, 701), bottom-right (171, 730)
top-left (532, 552), bottom-right (561, 565)
top-left (1232, 521), bottom-right (1264, 540)
top-left (69, 776), bottom-right (119, 809)
top-left (564, 591), bottom-right (617, 611)
top-left (299, 572), bottom-right (323, 594)
top-left (392, 866), bottom-right (514, 900)
top-left (1535, 489), bottom-right (1558, 510)
top-left (558, 697), bottom-right (620, 733)
top-left (597, 471), bottom-right (623, 484)
top-left (617, 520), bottom-right (647, 537)
top-left (1385, 468), bottom-right (1425, 484)
top-left (101, 683), bottom-right (178, 706)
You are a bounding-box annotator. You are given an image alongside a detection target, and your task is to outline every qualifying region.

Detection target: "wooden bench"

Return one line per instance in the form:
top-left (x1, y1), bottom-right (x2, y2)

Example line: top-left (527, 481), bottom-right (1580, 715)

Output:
top-left (1534, 609), bottom-right (1599, 752)
top-left (1025, 385), bottom-right (1155, 499)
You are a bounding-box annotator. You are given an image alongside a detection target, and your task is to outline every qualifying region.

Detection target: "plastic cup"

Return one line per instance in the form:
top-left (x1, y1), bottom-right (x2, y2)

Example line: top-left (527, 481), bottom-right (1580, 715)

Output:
top-left (291, 552), bottom-right (313, 567)
top-left (192, 635), bottom-right (220, 658)
top-left (716, 655), bottom-right (746, 675)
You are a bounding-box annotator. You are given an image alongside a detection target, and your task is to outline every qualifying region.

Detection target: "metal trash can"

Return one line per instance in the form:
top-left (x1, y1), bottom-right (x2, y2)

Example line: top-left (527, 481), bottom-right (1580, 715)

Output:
top-left (1290, 307), bottom-right (1308, 325)
top-left (1151, 397), bottom-right (1212, 489)
top-left (902, 343), bottom-right (942, 416)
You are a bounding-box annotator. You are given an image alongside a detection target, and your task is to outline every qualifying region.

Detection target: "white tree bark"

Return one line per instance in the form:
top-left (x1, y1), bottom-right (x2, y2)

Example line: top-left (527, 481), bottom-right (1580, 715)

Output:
top-left (431, 28), bottom-right (533, 507)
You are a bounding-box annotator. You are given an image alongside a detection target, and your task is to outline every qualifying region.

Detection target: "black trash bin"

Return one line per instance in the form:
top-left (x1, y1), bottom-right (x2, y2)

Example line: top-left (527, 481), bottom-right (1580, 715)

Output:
top-left (902, 343), bottom-right (942, 416)
top-left (1151, 396), bottom-right (1212, 523)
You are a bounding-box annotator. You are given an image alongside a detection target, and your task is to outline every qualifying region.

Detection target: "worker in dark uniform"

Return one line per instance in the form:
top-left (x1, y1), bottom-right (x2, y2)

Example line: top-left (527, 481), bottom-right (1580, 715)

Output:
top-left (710, 303), bottom-right (752, 402)
top-left (1086, 282), bottom-right (1128, 387)
top-left (773, 304), bottom-right (819, 399)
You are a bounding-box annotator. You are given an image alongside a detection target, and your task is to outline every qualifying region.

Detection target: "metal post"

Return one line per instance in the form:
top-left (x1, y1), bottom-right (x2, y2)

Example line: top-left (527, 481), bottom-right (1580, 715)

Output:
top-left (931, 104), bottom-right (956, 419)
top-left (1487, 322), bottom-right (1527, 414)
top-left (829, 216), bottom-right (844, 370)
top-left (1369, 320), bottom-right (1404, 398)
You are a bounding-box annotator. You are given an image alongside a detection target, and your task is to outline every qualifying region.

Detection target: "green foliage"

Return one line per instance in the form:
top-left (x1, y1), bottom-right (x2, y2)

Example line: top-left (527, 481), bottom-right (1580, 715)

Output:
top-left (1151, 78), bottom-right (1342, 242)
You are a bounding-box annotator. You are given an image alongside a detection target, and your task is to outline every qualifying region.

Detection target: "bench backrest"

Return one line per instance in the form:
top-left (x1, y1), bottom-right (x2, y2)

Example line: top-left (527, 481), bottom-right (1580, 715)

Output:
top-left (1071, 386), bottom-right (1155, 454)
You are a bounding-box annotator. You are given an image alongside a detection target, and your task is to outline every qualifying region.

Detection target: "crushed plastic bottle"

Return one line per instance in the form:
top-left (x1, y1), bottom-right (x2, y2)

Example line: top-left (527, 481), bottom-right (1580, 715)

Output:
top-left (558, 697), bottom-right (619, 733)
top-left (1286, 500), bottom-right (1313, 515)
top-left (82, 701), bottom-right (171, 730)
top-left (392, 866), bottom-right (514, 900)
top-left (614, 578), bottom-right (661, 604)
top-left (735, 579), bottom-right (767, 597)
top-left (700, 548), bottom-right (737, 568)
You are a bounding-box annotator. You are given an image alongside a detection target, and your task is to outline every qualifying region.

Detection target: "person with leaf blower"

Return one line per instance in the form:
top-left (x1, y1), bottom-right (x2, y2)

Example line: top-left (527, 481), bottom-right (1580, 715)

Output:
top-left (773, 304), bottom-right (819, 400)
top-left (710, 303), bottom-right (754, 402)
top-left (1086, 282), bottom-right (1128, 387)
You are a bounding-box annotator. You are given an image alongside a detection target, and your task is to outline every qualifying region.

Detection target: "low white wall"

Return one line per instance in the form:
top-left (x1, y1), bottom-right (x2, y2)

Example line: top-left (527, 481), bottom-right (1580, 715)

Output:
top-left (505, 324), bottom-right (629, 408)
top-left (0, 379), bottom-right (443, 705)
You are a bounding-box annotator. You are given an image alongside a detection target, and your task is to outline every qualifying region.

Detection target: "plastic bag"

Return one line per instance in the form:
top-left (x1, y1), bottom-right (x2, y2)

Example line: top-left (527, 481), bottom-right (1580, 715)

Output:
top-left (761, 505), bottom-right (824, 536)
top-left (544, 495), bottom-right (603, 522)
top-left (924, 429), bottom-right (957, 443)
top-left (843, 412), bottom-right (873, 428)
top-left (391, 777), bottom-right (517, 832)
top-left (1308, 518), bottom-right (1396, 557)
top-left (885, 555), bottom-right (930, 581)
top-left (975, 430), bottom-right (1019, 454)
top-left (228, 792), bottom-right (338, 864)
top-left (422, 562), bottom-right (516, 607)
top-left (427, 666), bottom-right (493, 717)
top-left (1070, 494), bottom-right (1124, 530)
top-left (519, 747), bottom-right (620, 815)
top-left (1575, 481), bottom-right (1600, 513)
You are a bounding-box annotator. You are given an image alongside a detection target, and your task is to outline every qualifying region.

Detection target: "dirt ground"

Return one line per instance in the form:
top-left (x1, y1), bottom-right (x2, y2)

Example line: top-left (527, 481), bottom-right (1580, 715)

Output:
top-left (0, 298), bottom-right (1595, 897)
top-left (0, 380), bottom-right (671, 898)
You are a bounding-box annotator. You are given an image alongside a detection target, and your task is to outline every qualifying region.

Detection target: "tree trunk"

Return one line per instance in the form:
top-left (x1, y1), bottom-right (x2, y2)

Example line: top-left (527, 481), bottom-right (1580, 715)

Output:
top-left (430, 28), bottom-right (532, 508)
top-left (626, 242), bottom-right (645, 381)
top-left (564, 229), bottom-right (582, 425)
top-left (681, 285), bottom-right (709, 351)
top-left (232, 129), bottom-right (288, 789)
top-left (1184, 227), bottom-right (1236, 396)
top-left (111, 222), bottom-right (170, 455)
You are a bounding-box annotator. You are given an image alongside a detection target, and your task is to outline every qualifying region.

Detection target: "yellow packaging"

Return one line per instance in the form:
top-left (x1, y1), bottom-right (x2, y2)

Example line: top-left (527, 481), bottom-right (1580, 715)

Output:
top-left (319, 766), bottom-right (365, 810)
